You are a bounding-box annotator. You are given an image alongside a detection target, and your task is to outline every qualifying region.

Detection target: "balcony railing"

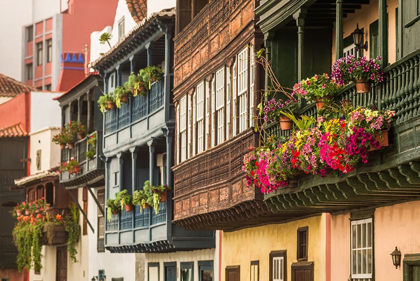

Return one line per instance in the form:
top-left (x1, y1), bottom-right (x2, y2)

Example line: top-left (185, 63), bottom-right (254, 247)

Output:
top-left (104, 81), bottom-right (164, 136)
top-left (265, 50), bottom-right (420, 139)
top-left (60, 131), bottom-right (104, 183)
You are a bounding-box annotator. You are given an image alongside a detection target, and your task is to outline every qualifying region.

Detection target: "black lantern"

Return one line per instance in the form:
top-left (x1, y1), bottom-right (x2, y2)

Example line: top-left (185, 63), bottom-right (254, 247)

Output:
top-left (351, 23), bottom-right (368, 54)
top-left (390, 247), bottom-right (401, 269)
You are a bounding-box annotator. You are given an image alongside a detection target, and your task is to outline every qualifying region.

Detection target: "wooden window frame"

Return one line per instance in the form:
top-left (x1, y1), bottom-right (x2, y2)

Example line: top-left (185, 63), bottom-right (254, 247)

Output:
top-left (237, 47), bottom-right (248, 133)
top-left (36, 42), bottom-right (43, 66)
top-left (297, 226), bottom-right (308, 261)
top-left (250, 261), bottom-right (259, 281)
top-left (180, 96), bottom-right (187, 162)
top-left (196, 82), bottom-right (205, 154)
top-left (97, 188), bottom-right (105, 252)
top-left (46, 39), bottom-right (52, 63)
top-left (403, 254), bottom-right (420, 281)
top-left (269, 250), bottom-right (287, 281)
top-left (27, 63), bottom-right (33, 80)
top-left (198, 260), bottom-right (214, 281)
top-left (215, 67), bottom-right (225, 145)
top-left (225, 265), bottom-right (240, 281)
top-left (181, 262), bottom-right (194, 281)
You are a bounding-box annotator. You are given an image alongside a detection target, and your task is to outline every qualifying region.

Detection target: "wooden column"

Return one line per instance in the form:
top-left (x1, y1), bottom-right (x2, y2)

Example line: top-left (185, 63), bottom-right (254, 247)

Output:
top-left (117, 153), bottom-right (124, 190)
top-left (103, 72), bottom-right (109, 94)
top-left (116, 65), bottom-right (122, 87)
top-left (129, 55), bottom-right (137, 74)
top-left (77, 97), bottom-right (82, 122)
top-left (87, 91), bottom-right (92, 133)
top-left (335, 0), bottom-right (343, 60)
top-left (148, 140), bottom-right (155, 186)
top-left (146, 42), bottom-right (154, 66)
top-left (166, 132), bottom-right (173, 188)
top-left (164, 25), bottom-right (173, 122)
top-left (130, 148), bottom-right (138, 193)
top-left (294, 10), bottom-right (306, 82)
top-left (378, 0), bottom-right (388, 66)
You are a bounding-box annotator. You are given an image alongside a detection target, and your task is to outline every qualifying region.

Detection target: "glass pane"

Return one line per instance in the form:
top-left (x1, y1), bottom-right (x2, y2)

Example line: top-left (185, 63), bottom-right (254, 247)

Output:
top-left (352, 250), bottom-right (357, 274)
top-left (352, 225), bottom-right (357, 249)
top-left (357, 250), bottom-right (361, 274)
top-left (274, 260), bottom-right (277, 279)
top-left (362, 249), bottom-right (367, 273)
top-left (362, 223), bottom-right (366, 247)
top-left (357, 224), bottom-right (362, 248)
top-left (367, 223), bottom-right (372, 247)
top-left (368, 249), bottom-right (372, 274)
top-left (201, 270), bottom-right (213, 281)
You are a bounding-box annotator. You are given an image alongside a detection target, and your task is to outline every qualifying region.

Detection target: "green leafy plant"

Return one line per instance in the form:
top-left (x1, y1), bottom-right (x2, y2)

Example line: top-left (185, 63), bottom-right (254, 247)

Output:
top-left (280, 111), bottom-right (316, 131)
top-left (64, 202), bottom-right (80, 262)
top-left (114, 86), bottom-right (132, 108)
top-left (97, 93), bottom-right (116, 114)
top-left (66, 121), bottom-right (86, 135)
top-left (292, 73), bottom-right (341, 102)
top-left (52, 127), bottom-right (73, 145)
top-left (115, 190), bottom-right (133, 210)
top-left (86, 132), bottom-right (97, 160)
top-left (126, 72), bottom-right (146, 96)
top-left (99, 32), bottom-right (112, 48)
top-left (139, 66), bottom-right (164, 89)
top-left (106, 198), bottom-right (120, 222)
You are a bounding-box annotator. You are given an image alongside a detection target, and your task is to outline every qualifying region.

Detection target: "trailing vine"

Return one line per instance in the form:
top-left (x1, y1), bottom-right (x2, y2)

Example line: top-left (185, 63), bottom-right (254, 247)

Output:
top-left (65, 202), bottom-right (80, 262)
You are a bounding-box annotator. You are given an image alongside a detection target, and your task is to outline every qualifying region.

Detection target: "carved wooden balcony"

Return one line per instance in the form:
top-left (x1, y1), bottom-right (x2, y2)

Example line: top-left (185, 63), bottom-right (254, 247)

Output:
top-left (265, 50), bottom-right (420, 214)
top-left (174, 0), bottom-right (257, 90)
top-left (105, 201), bottom-right (215, 253)
top-left (60, 131), bottom-right (104, 189)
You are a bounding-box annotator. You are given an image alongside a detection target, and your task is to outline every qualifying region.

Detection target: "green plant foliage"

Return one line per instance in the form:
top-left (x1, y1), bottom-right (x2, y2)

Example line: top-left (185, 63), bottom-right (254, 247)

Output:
top-left (65, 202), bottom-right (80, 262)
top-left (97, 93), bottom-right (116, 114)
top-left (106, 198), bottom-right (120, 222)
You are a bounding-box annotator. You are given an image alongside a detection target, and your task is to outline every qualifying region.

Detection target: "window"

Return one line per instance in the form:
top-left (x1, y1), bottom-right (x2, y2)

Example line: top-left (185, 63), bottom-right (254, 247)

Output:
top-left (27, 63), bottom-right (33, 80)
top-left (97, 189), bottom-right (105, 252)
top-left (45, 84), bottom-right (52, 91)
top-left (343, 35), bottom-right (356, 58)
top-left (118, 17), bottom-right (125, 40)
top-left (403, 254), bottom-right (420, 281)
top-left (181, 262), bottom-right (194, 281)
top-left (370, 20), bottom-right (379, 59)
top-left (198, 261), bottom-right (213, 281)
top-left (250, 261), bottom-right (259, 281)
top-left (196, 82), bottom-right (205, 154)
top-left (148, 263), bottom-right (159, 281)
top-left (180, 96), bottom-right (187, 162)
top-left (83, 187), bottom-right (88, 236)
top-left (46, 39), bottom-right (52, 62)
top-left (226, 66), bottom-right (231, 140)
top-left (211, 77), bottom-right (216, 147)
top-left (176, 104), bottom-right (180, 163)
top-left (27, 25), bottom-right (33, 42)
top-left (232, 60), bottom-right (237, 137)
top-left (270, 251), bottom-right (286, 281)
top-left (297, 226), bottom-right (308, 261)
top-left (351, 218), bottom-right (373, 281)
top-left (188, 94), bottom-right (192, 158)
top-left (114, 171), bottom-right (119, 186)
top-left (237, 47), bottom-right (248, 133)
top-left (226, 266), bottom-right (240, 281)
top-left (215, 67), bottom-right (225, 144)
top-left (249, 45), bottom-right (255, 128)
top-left (205, 81), bottom-right (210, 150)
top-left (36, 42), bottom-right (43, 66)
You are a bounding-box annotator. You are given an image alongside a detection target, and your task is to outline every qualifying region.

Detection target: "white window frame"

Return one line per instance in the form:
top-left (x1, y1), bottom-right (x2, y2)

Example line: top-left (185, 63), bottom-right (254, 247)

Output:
top-left (205, 81), bottom-right (210, 150)
top-left (215, 67), bottom-right (225, 145)
top-left (232, 60), bottom-right (237, 137)
top-left (187, 94), bottom-right (192, 159)
top-left (176, 103), bottom-right (180, 164)
top-left (226, 66), bottom-right (231, 140)
top-left (211, 77), bottom-right (216, 147)
top-left (196, 82), bottom-right (205, 154)
top-left (192, 91), bottom-right (196, 157)
top-left (238, 47), bottom-right (248, 133)
top-left (180, 96), bottom-right (187, 162)
top-left (272, 257), bottom-right (284, 281)
top-left (351, 218), bottom-right (373, 280)
top-left (249, 45), bottom-right (255, 128)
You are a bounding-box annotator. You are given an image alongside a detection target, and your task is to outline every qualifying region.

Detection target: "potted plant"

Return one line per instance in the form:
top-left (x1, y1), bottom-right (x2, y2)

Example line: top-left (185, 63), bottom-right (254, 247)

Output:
top-left (86, 132), bottom-right (96, 160)
top-left (126, 72), bottom-right (146, 96)
top-left (97, 93), bottom-right (116, 114)
top-left (115, 86), bottom-right (131, 108)
top-left (292, 73), bottom-right (341, 109)
top-left (106, 198), bottom-right (120, 222)
top-left (331, 55), bottom-right (384, 93)
top-left (151, 184), bottom-right (171, 203)
top-left (115, 190), bottom-right (133, 212)
top-left (52, 127), bottom-right (72, 149)
top-left (140, 66), bottom-right (164, 90)
top-left (66, 121), bottom-right (86, 140)
top-left (263, 98), bottom-right (299, 130)
top-left (133, 190), bottom-right (151, 213)
top-left (63, 158), bottom-right (80, 175)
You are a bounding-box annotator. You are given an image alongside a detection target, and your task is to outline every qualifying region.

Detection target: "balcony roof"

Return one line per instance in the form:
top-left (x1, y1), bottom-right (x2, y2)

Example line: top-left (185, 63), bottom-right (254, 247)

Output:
top-left (0, 123), bottom-right (28, 138)
top-left (14, 168), bottom-right (59, 188)
top-left (0, 73), bottom-right (35, 98)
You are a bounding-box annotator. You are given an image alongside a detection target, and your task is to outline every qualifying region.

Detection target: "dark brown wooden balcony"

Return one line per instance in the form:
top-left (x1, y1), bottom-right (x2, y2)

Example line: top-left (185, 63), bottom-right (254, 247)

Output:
top-left (264, 49), bottom-right (420, 214)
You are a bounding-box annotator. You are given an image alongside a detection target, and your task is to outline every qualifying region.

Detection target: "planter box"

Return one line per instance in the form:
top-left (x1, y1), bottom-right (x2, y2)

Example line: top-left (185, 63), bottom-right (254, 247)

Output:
top-left (41, 225), bottom-right (68, 246)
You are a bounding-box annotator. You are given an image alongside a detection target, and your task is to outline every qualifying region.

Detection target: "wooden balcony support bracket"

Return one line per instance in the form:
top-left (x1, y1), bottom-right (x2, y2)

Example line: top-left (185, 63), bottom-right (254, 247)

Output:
top-left (335, 0), bottom-right (343, 60)
top-left (68, 190), bottom-right (94, 233)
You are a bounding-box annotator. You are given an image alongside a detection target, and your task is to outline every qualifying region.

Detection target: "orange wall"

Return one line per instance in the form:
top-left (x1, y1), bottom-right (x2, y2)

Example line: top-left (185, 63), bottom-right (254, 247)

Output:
top-left (45, 62), bottom-right (52, 76)
top-left (45, 18), bottom-right (53, 32)
top-left (35, 65), bottom-right (42, 79)
top-left (331, 0), bottom-right (398, 63)
top-left (0, 93), bottom-right (30, 132)
top-left (35, 21), bottom-right (43, 36)
top-left (0, 268), bottom-right (26, 281)
top-left (331, 200), bottom-right (420, 281)
top-left (26, 41), bottom-right (33, 57)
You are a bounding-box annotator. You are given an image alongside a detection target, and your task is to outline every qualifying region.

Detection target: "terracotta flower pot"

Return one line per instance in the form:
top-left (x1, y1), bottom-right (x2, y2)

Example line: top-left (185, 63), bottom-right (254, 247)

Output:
top-left (77, 133), bottom-right (85, 140)
top-left (107, 101), bottom-right (116, 110)
top-left (279, 116), bottom-right (293, 131)
top-left (355, 79), bottom-right (372, 94)
top-left (315, 96), bottom-right (332, 110)
top-left (68, 142), bottom-right (75, 149)
top-left (139, 83), bottom-right (146, 92)
top-left (369, 130), bottom-right (389, 151)
top-left (121, 94), bottom-right (129, 103)
top-left (151, 76), bottom-right (156, 82)
top-left (159, 191), bottom-right (168, 203)
top-left (124, 204), bottom-right (133, 212)
top-left (59, 143), bottom-right (66, 150)
top-left (111, 210), bottom-right (119, 215)
top-left (142, 203), bottom-right (150, 209)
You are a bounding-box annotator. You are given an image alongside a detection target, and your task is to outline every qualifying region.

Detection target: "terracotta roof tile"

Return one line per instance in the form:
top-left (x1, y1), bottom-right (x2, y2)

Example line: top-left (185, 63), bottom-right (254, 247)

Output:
top-left (126, 0), bottom-right (147, 23)
top-left (0, 123), bottom-right (28, 138)
top-left (0, 73), bottom-right (36, 98)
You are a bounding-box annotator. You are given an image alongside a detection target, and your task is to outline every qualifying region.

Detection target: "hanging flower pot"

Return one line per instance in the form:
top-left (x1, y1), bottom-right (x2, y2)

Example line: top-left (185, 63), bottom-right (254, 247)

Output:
top-left (139, 82), bottom-right (146, 92)
top-left (124, 204), bottom-right (133, 212)
top-left (369, 130), bottom-right (389, 151)
top-left (279, 116), bottom-right (293, 130)
top-left (60, 143), bottom-right (66, 150)
top-left (159, 191), bottom-right (167, 203)
top-left (68, 142), bottom-right (75, 149)
top-left (355, 79), bottom-right (372, 94)
top-left (77, 133), bottom-right (85, 140)
top-left (121, 93), bottom-right (129, 103)
top-left (107, 101), bottom-right (116, 110)
top-left (315, 96), bottom-right (332, 110)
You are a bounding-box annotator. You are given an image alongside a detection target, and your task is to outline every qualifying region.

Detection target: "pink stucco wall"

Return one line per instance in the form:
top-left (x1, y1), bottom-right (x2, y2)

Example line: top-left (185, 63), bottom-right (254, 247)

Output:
top-left (331, 200), bottom-right (420, 281)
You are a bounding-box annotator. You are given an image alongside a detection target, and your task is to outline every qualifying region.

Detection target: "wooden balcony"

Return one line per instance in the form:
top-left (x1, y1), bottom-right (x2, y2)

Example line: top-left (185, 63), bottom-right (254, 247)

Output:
top-left (174, 0), bottom-right (257, 90)
top-left (103, 81), bottom-right (173, 156)
top-left (60, 131), bottom-right (104, 189)
top-left (265, 50), bottom-right (420, 214)
top-left (105, 201), bottom-right (215, 253)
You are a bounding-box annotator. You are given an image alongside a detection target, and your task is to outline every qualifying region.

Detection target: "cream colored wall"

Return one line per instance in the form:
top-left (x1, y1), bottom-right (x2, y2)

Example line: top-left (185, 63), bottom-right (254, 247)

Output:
top-left (0, 97), bottom-right (11, 105)
top-left (29, 247), bottom-right (56, 281)
top-left (147, 0), bottom-right (175, 17)
top-left (222, 215), bottom-right (327, 281)
top-left (29, 128), bottom-right (61, 173)
top-left (144, 248), bottom-right (217, 281)
top-left (331, 0), bottom-right (398, 64)
top-left (331, 200), bottom-right (420, 281)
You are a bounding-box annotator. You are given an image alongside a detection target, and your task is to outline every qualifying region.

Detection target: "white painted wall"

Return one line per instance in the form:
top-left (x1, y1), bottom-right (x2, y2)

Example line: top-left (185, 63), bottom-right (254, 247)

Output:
top-left (0, 97), bottom-right (12, 105)
top-left (29, 127), bottom-right (61, 173)
top-left (147, 0), bottom-right (176, 17)
top-left (30, 91), bottom-right (62, 133)
top-left (109, 0), bottom-right (138, 47)
top-left (90, 26), bottom-right (113, 64)
top-left (88, 188), bottom-right (137, 280)
top-left (32, 0), bottom-right (61, 23)
top-left (29, 246), bottom-right (56, 281)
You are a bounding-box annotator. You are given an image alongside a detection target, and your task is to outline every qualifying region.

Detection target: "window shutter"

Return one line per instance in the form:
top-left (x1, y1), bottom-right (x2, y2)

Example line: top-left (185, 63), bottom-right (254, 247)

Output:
top-left (192, 91), bottom-right (196, 157)
top-left (176, 103), bottom-right (180, 164)
top-left (216, 67), bottom-right (225, 145)
top-left (211, 77), bottom-right (216, 147)
top-left (197, 82), bottom-right (205, 154)
top-left (205, 81), bottom-right (210, 150)
top-left (226, 66), bottom-right (231, 140)
top-left (249, 45), bottom-right (255, 128)
top-left (187, 94), bottom-right (191, 159)
top-left (232, 60), bottom-right (237, 137)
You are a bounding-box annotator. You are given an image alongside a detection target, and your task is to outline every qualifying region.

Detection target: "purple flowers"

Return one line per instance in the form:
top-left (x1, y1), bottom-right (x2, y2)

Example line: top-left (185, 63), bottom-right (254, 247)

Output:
top-left (331, 55), bottom-right (384, 85)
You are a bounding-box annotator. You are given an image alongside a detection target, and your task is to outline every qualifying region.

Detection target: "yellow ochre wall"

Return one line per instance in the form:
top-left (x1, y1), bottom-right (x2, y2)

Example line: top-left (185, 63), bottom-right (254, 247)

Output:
top-left (332, 0), bottom-right (398, 63)
top-left (221, 214), bottom-right (328, 281)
